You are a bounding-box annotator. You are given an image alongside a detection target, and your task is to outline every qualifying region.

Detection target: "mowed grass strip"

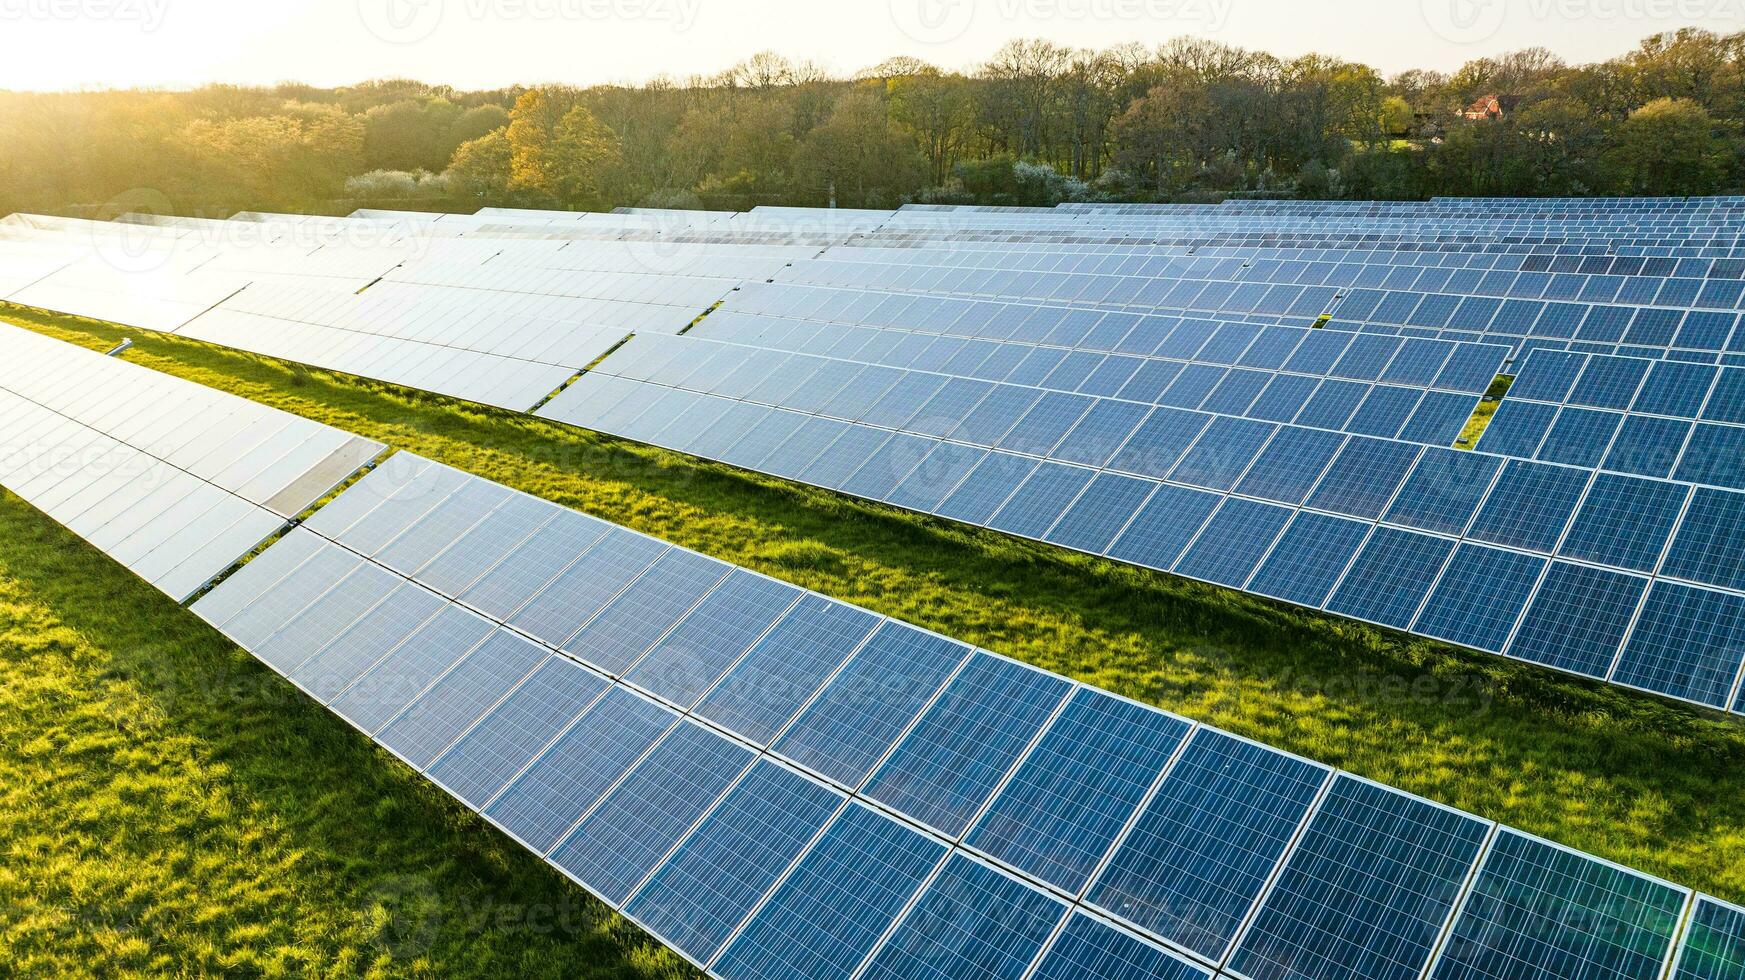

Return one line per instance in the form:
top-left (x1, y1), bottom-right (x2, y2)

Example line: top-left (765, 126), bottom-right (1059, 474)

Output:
top-left (1, 303), bottom-right (1742, 969)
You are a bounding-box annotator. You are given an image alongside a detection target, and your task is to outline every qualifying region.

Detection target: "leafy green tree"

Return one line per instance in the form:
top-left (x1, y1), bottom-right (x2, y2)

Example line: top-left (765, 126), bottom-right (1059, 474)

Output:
top-left (1610, 97), bottom-right (1730, 194)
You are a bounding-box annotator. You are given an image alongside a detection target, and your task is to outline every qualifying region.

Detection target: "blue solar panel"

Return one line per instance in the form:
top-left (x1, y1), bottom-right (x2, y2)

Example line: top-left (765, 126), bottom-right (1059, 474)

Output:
top-left (1234, 426), bottom-right (1346, 504)
top-left (1569, 355), bottom-right (1651, 410)
top-left (1248, 512), bottom-right (1372, 607)
top-left (624, 760), bottom-right (843, 965)
top-left (483, 687), bottom-right (676, 854)
top-left (330, 604), bottom-right (497, 733)
top-left (624, 569), bottom-right (802, 707)
top-left (1676, 423), bottom-right (1745, 489)
top-left (1508, 350), bottom-right (1586, 402)
top-left (1603, 415), bottom-right (1692, 478)
top-left (1428, 829), bottom-right (1685, 980)
top-left (862, 653), bottom-right (1071, 837)
top-left (1673, 898), bottom-right (1745, 980)
top-left (1401, 391), bottom-right (1480, 445)
top-left (935, 452), bottom-right (1038, 524)
top-left (1108, 408), bottom-right (1212, 478)
top-left (1089, 729), bottom-right (1328, 961)
top-left (1467, 460), bottom-right (1591, 553)
top-left (1327, 526), bottom-right (1455, 629)
top-left (1105, 483), bottom-right (1221, 572)
top-left (1662, 488), bottom-right (1745, 592)
top-left (375, 630), bottom-right (550, 769)
top-left (1173, 497), bottom-right (1294, 588)
top-left (1383, 448), bottom-right (1501, 535)
top-left (713, 802), bottom-right (945, 980)
top-left (988, 462), bottom-right (1095, 540)
top-left (1053, 399), bottom-right (1151, 467)
top-left (859, 854), bottom-right (1066, 980)
top-left (1413, 545), bottom-right (1546, 654)
top-left (548, 720), bottom-right (753, 904)
top-left (773, 622), bottom-right (970, 790)
top-left (1305, 436), bottom-right (1422, 519)
top-left (1477, 400), bottom-right (1559, 457)
top-left (1537, 408), bottom-right (1624, 468)
top-left (1169, 416), bottom-right (1276, 491)
top-left (1633, 361), bottom-right (1717, 417)
top-left (1612, 583), bottom-right (1745, 708)
top-left (1229, 775), bottom-right (1489, 980)
top-left (1000, 391), bottom-right (1094, 456)
top-left (885, 442), bottom-right (984, 512)
top-left (565, 549), bottom-right (733, 675)
top-left (1558, 474), bottom-right (1690, 573)
top-left (966, 689), bottom-right (1189, 893)
top-left (1508, 562), bottom-right (1648, 678)
top-left (694, 594), bottom-right (879, 746)
top-left (1045, 473), bottom-right (1157, 554)
top-left (424, 655), bottom-right (609, 806)
top-left (503, 529), bottom-right (667, 648)
top-left (1030, 913), bottom-right (1213, 980)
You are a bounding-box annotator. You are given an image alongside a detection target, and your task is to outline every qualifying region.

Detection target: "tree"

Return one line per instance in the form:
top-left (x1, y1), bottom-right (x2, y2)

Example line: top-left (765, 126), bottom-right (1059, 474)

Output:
top-left (1610, 97), bottom-right (1730, 194)
top-left (505, 88), bottom-right (623, 206)
top-left (360, 97), bottom-right (462, 172)
top-left (888, 70), bottom-right (977, 185)
top-left (795, 91), bottom-right (924, 207)
top-left (443, 127), bottom-right (511, 199)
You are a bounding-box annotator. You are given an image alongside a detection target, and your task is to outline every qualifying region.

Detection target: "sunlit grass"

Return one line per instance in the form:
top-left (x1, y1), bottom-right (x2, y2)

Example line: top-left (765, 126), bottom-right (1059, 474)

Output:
top-left (1, 302), bottom-right (1742, 976)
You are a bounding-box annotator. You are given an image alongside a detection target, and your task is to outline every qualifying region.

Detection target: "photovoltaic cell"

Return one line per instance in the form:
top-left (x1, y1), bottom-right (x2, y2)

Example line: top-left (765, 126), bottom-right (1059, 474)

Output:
top-left (1414, 545), bottom-right (1545, 654)
top-left (1672, 898), bottom-right (1745, 980)
top-left (1089, 729), bottom-right (1329, 961)
top-left (623, 569), bottom-right (801, 708)
top-left (1248, 512), bottom-right (1372, 607)
top-left (1429, 829), bottom-right (1685, 980)
top-left (862, 654), bottom-right (1071, 837)
top-left (1660, 488), bottom-right (1745, 592)
top-left (859, 854), bottom-right (1065, 980)
top-left (1173, 496), bottom-right (1293, 588)
top-left (965, 689), bottom-right (1189, 893)
top-left (1105, 483), bottom-right (1221, 572)
top-left (1229, 775), bottom-right (1489, 980)
top-left (1507, 562), bottom-right (1647, 679)
top-left (1305, 436), bottom-right (1422, 520)
top-left (1558, 474), bottom-right (1690, 574)
top-left (1382, 448), bottom-right (1501, 536)
top-left (1467, 461), bottom-right (1591, 554)
top-left (375, 629), bottom-right (550, 769)
top-left (712, 802), bottom-right (945, 980)
top-left (1044, 473), bottom-right (1156, 554)
top-left (1612, 582), bottom-right (1745, 709)
top-left (1029, 913), bottom-right (1213, 980)
top-left (1326, 526), bottom-right (1454, 629)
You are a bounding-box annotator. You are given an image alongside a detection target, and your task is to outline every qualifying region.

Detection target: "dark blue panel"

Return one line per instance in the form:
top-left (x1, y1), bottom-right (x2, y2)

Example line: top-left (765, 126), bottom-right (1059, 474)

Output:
top-left (548, 720), bottom-right (752, 904)
top-left (1248, 512), bottom-right (1372, 607)
top-left (934, 451), bottom-right (1039, 525)
top-left (722, 411), bottom-right (813, 471)
top-left (375, 631), bottom-right (550, 769)
top-left (1414, 544), bottom-right (1545, 654)
top-left (1000, 390), bottom-right (1095, 456)
top-left (1156, 363), bottom-right (1225, 410)
top-left (1105, 484), bottom-right (1222, 572)
top-left (1476, 400), bottom-right (1559, 458)
top-left (1569, 355), bottom-right (1651, 411)
top-left (966, 689), bottom-right (1189, 893)
top-left (1604, 415), bottom-right (1692, 478)
top-left (1108, 409), bottom-right (1211, 478)
top-left (1031, 913), bottom-right (1213, 980)
top-left (948, 384), bottom-right (1040, 445)
top-left (1116, 359), bottom-right (1185, 403)
top-left (1558, 474), bottom-right (1690, 574)
top-left (424, 655), bottom-right (609, 807)
top-left (1238, 327), bottom-right (1307, 371)
top-left (1437, 343), bottom-right (1509, 393)
top-left (1045, 473), bottom-right (1158, 554)
top-left (1663, 488), bottom-right (1745, 592)
top-left (1052, 399), bottom-right (1152, 467)
top-left (1676, 424), bottom-right (1745, 489)
top-left (1613, 583), bottom-right (1745, 708)
top-left (863, 653), bottom-right (1072, 837)
top-left (885, 441), bottom-right (985, 512)
top-left (483, 687), bottom-right (676, 854)
top-left (1169, 417), bottom-right (1277, 491)
top-left (564, 549), bottom-right (734, 675)
top-left (695, 594), bottom-right (879, 746)
top-left (1508, 562), bottom-right (1647, 678)
top-left (1383, 448), bottom-right (1501, 536)
top-left (1248, 374), bottom-right (1322, 423)
top-left (1633, 360), bottom-right (1717, 418)
top-left (1467, 460), bottom-right (1591, 554)
top-left (1401, 391), bottom-right (1479, 446)
top-left (1381, 339), bottom-right (1455, 388)
top-left (1295, 379), bottom-right (1369, 430)
top-left (1230, 776), bottom-right (1489, 980)
top-left (625, 760), bottom-right (842, 964)
top-left (1673, 898), bottom-right (1745, 980)
top-left (1702, 368), bottom-right (1745, 425)
top-left (1202, 368), bottom-right (1272, 415)
top-left (798, 425), bottom-right (895, 490)
top-left (1089, 729), bottom-right (1327, 961)
top-left (1327, 527), bottom-right (1455, 628)
top-left (860, 854), bottom-right (1066, 980)
top-left (713, 803), bottom-right (946, 980)
top-left (1332, 334), bottom-right (1404, 381)
top-left (1507, 349), bottom-right (1586, 402)
top-left (1536, 407), bottom-right (1624, 468)
top-left (1346, 385), bottom-right (1423, 439)
top-left (1174, 497), bottom-right (1294, 588)
top-left (1235, 426), bottom-right (1346, 504)
top-left (840, 432), bottom-right (934, 500)
top-left (1305, 436), bottom-right (1422, 519)
top-left (1429, 829), bottom-right (1686, 980)
top-left (773, 622), bottom-right (969, 789)
top-left (1284, 329), bottom-right (1353, 374)
top-left (989, 461), bottom-right (1096, 540)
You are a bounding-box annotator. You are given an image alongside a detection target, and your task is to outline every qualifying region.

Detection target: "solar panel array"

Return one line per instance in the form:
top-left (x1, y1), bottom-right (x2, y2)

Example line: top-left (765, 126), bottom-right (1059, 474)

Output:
top-left (4, 324), bottom-right (1740, 978)
top-left (0, 322), bottom-right (382, 599)
top-left (7, 199), bottom-right (1745, 717)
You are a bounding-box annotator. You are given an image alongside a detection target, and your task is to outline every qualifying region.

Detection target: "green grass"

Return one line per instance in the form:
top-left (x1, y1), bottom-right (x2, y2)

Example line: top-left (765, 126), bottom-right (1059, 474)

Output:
top-left (2, 303), bottom-right (1744, 975)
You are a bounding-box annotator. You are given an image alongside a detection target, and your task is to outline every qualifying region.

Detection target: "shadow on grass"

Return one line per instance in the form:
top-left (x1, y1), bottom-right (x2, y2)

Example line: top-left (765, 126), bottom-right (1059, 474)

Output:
top-left (6, 304), bottom-right (1745, 906)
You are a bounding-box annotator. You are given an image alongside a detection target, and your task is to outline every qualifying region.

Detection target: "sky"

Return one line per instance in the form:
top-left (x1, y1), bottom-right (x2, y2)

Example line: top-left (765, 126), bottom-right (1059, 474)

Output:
top-left (0, 0), bottom-right (1738, 91)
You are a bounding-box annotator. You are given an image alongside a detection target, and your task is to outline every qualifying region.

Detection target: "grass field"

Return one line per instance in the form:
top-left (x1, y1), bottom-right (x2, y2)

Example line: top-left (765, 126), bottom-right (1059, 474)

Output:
top-left (2, 302), bottom-right (1744, 976)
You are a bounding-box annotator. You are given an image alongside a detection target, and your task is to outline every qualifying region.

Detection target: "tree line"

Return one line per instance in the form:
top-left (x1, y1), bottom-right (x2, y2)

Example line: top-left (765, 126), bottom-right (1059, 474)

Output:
top-left (2, 29), bottom-right (1742, 220)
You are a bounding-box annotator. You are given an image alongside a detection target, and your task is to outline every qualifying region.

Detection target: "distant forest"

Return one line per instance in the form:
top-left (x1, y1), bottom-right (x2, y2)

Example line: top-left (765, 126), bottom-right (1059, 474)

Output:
top-left (4, 29), bottom-right (1743, 219)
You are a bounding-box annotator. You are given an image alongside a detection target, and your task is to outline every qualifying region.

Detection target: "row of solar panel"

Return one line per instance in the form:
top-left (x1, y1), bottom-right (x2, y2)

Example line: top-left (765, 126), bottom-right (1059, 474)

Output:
top-left (184, 453), bottom-right (1741, 980)
top-left (0, 324), bottom-right (383, 599)
top-left (539, 364), bottom-right (1745, 714)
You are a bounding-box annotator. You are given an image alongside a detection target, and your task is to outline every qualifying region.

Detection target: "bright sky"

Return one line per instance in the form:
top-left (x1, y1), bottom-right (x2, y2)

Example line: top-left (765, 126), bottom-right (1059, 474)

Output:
top-left (0, 0), bottom-right (1737, 91)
